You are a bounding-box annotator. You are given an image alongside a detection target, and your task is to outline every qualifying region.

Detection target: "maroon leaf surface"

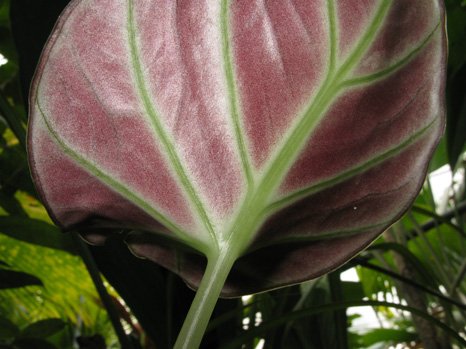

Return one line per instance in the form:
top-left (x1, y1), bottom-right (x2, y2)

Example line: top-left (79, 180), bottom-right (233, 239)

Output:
top-left (28, 0), bottom-right (446, 296)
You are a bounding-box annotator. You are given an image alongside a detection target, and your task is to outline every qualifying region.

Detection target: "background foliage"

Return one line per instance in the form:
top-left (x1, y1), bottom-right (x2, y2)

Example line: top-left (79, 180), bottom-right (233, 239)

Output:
top-left (0, 0), bottom-right (465, 348)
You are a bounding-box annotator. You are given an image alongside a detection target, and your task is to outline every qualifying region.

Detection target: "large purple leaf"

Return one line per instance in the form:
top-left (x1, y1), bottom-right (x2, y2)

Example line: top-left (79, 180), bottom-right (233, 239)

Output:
top-left (28, 0), bottom-right (446, 297)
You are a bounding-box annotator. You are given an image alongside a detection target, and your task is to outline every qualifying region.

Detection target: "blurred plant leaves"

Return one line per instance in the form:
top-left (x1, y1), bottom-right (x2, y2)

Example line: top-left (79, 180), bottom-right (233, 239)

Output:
top-left (89, 232), bottom-right (194, 349)
top-left (12, 337), bottom-right (59, 349)
top-left (0, 268), bottom-right (42, 289)
top-left (0, 315), bottom-right (20, 339)
top-left (0, 138), bottom-right (36, 197)
top-left (10, 0), bottom-right (70, 108)
top-left (445, 1), bottom-right (466, 169)
top-left (0, 233), bottom-right (108, 329)
top-left (222, 300), bottom-right (466, 349)
top-left (359, 328), bottom-right (418, 347)
top-left (17, 318), bottom-right (67, 341)
top-left (0, 216), bottom-right (77, 254)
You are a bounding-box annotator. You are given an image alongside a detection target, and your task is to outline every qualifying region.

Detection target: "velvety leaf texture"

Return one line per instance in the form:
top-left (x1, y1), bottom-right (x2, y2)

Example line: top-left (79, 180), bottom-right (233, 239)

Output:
top-left (28, 0), bottom-right (446, 296)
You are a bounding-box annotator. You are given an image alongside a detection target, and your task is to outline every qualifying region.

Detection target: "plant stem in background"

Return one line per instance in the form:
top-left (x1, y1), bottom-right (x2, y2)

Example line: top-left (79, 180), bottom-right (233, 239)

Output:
top-left (70, 233), bottom-right (133, 349)
top-left (384, 227), bottom-right (448, 349)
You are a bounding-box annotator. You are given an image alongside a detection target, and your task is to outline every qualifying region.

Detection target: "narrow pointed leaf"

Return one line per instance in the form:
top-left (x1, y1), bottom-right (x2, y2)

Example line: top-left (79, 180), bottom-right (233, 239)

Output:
top-left (0, 269), bottom-right (43, 289)
top-left (0, 216), bottom-right (77, 255)
top-left (28, 0), bottom-right (446, 296)
top-left (17, 318), bottom-right (67, 340)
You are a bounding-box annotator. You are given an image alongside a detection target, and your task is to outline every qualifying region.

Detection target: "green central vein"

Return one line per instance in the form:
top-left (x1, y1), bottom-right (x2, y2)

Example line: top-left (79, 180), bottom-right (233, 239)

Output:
top-left (262, 10), bottom-right (442, 214)
top-left (221, 0), bottom-right (254, 189)
top-left (255, 1), bottom-right (391, 205)
top-left (335, 0), bottom-right (391, 80)
top-left (127, 0), bottom-right (217, 248)
top-left (223, 0), bottom-right (393, 252)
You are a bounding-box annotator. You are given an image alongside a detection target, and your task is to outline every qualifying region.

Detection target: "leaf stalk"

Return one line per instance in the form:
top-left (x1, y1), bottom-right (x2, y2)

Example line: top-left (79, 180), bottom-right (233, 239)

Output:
top-left (174, 245), bottom-right (240, 349)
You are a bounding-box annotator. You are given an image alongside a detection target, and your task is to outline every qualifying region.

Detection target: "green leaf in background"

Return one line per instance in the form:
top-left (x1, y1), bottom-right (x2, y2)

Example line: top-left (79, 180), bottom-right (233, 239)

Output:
top-left (0, 190), bottom-right (27, 216)
top-left (12, 337), bottom-right (59, 349)
top-left (10, 0), bottom-right (70, 109)
top-left (0, 87), bottom-right (25, 150)
top-left (445, 1), bottom-right (466, 169)
top-left (0, 268), bottom-right (43, 289)
top-left (222, 300), bottom-right (466, 349)
top-left (88, 232), bottom-right (194, 349)
top-left (0, 315), bottom-right (20, 339)
top-left (0, 216), bottom-right (77, 255)
top-left (0, 233), bottom-right (113, 334)
top-left (366, 242), bottom-right (436, 287)
top-left (17, 318), bottom-right (67, 341)
top-left (0, 137), bottom-right (36, 196)
top-left (341, 281), bottom-right (365, 301)
top-left (0, 0), bottom-right (18, 64)
top-left (428, 136), bottom-right (449, 173)
top-left (359, 328), bottom-right (418, 347)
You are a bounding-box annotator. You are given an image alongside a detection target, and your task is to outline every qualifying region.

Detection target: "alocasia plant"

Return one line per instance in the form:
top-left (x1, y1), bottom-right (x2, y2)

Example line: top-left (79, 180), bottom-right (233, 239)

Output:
top-left (27, 0), bottom-right (446, 347)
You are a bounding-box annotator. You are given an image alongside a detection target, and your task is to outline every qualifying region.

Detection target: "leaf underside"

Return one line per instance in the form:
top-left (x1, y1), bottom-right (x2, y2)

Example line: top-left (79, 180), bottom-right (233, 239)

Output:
top-left (28, 0), bottom-right (446, 296)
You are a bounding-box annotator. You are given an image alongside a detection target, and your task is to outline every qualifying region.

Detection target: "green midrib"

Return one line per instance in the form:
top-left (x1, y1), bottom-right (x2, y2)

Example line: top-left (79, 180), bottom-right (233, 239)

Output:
top-left (222, 0), bottom-right (395, 252)
top-left (257, 0), bottom-right (392, 197)
top-left (262, 17), bottom-right (441, 216)
top-left (36, 0), bottom-right (441, 261)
